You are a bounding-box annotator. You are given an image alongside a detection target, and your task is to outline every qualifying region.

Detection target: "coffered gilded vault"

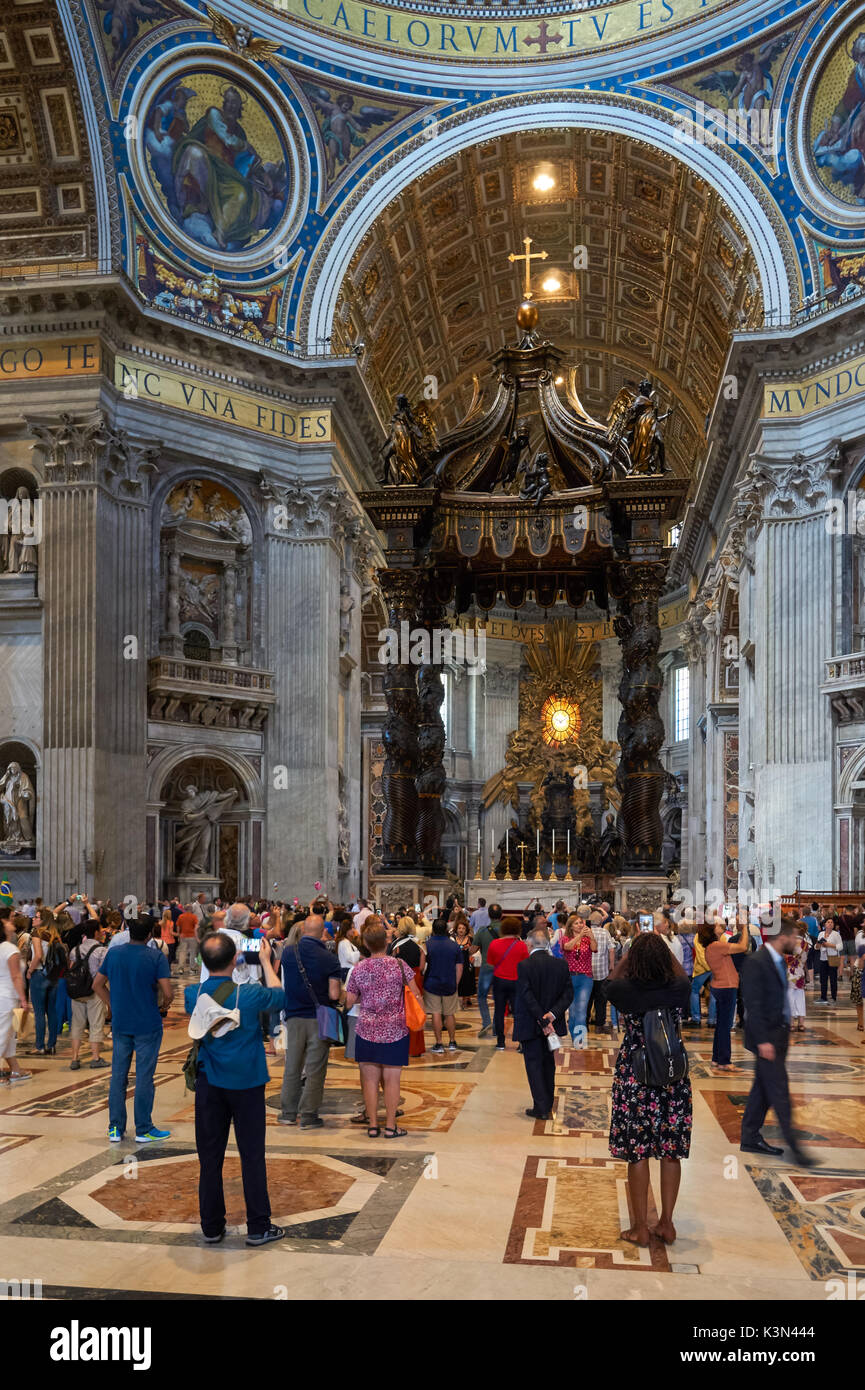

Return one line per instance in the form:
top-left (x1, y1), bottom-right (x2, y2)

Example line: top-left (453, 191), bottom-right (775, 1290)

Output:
top-left (0, 2), bottom-right (97, 271)
top-left (332, 127), bottom-right (763, 478)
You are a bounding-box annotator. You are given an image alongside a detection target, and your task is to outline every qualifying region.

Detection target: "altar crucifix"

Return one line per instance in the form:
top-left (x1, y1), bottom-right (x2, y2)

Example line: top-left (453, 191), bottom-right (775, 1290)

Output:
top-left (508, 236), bottom-right (548, 300)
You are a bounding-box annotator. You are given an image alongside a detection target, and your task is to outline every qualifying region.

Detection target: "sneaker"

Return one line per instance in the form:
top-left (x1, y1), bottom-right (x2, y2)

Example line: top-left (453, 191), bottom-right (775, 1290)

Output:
top-left (299, 1115), bottom-right (323, 1129)
top-left (134, 1127), bottom-right (171, 1143)
top-left (108, 1125), bottom-right (124, 1143)
top-left (430, 1044), bottom-right (445, 1055)
top-left (246, 1224), bottom-right (285, 1247)
top-left (496, 1045), bottom-right (506, 1052)
top-left (9, 1070), bottom-right (32, 1083)
top-left (277, 1114), bottom-right (297, 1126)
top-left (203, 1228), bottom-right (226, 1244)
top-left (69, 1059), bottom-right (81, 1071)
top-left (478, 1025), bottom-right (492, 1038)
top-left (89, 1057), bottom-right (108, 1069)
top-left (447, 1041), bottom-right (458, 1053)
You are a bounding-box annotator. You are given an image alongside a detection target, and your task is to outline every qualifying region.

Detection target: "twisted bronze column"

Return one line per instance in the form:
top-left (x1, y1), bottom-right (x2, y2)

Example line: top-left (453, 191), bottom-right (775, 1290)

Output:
top-left (613, 558), bottom-right (668, 871)
top-left (379, 569), bottom-right (421, 871)
top-left (415, 594), bottom-right (447, 874)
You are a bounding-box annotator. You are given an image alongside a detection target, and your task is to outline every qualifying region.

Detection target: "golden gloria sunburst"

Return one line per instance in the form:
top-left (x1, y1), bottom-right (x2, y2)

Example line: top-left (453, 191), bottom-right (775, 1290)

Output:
top-left (541, 695), bottom-right (581, 747)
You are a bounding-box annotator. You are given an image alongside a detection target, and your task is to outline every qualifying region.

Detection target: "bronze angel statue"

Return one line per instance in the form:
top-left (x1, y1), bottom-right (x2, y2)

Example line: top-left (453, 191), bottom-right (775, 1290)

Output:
top-left (380, 394), bottom-right (439, 485)
top-left (606, 378), bottom-right (672, 475)
top-left (207, 8), bottom-right (283, 63)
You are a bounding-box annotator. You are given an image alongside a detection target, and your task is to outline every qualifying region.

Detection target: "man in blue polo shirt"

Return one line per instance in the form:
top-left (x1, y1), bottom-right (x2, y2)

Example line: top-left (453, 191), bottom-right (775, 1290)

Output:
top-left (423, 918), bottom-right (463, 1054)
top-left (93, 917), bottom-right (173, 1144)
top-left (185, 931), bottom-right (285, 1246)
top-left (278, 912), bottom-right (341, 1128)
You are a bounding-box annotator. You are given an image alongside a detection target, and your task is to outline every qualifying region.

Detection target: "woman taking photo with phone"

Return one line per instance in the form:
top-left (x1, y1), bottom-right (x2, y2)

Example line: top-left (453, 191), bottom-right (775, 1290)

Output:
top-left (706, 917), bottom-right (752, 1071)
top-left (561, 909), bottom-right (597, 1046)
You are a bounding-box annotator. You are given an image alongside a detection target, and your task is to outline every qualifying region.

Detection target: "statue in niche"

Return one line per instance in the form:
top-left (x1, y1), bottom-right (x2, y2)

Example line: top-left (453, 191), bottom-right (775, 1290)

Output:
top-left (491, 419), bottom-right (530, 494)
top-left (337, 768), bottom-right (350, 867)
top-left (0, 762), bottom-right (36, 854)
top-left (381, 395), bottom-right (438, 485)
top-left (339, 582), bottom-right (354, 656)
top-left (0, 487), bottom-right (39, 575)
top-left (661, 772), bottom-right (684, 871)
top-left (175, 783), bottom-right (238, 875)
top-left (598, 808), bottom-right (624, 874)
top-left (519, 449), bottom-right (552, 506)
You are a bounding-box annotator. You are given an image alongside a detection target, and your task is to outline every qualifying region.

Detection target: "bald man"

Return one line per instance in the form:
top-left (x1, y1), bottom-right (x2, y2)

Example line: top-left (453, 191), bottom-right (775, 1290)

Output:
top-left (278, 914), bottom-right (342, 1128)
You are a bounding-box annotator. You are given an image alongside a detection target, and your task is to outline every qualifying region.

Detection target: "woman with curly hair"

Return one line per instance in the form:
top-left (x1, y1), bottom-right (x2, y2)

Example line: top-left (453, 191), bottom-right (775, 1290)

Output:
top-left (606, 931), bottom-right (691, 1248)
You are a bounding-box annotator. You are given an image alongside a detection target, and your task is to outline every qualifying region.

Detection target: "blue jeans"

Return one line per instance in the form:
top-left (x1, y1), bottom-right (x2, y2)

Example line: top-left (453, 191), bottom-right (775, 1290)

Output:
top-left (690, 970), bottom-right (711, 1022)
top-left (477, 964), bottom-right (495, 1030)
top-left (710, 987), bottom-right (737, 1065)
top-left (568, 973), bottom-right (593, 1043)
top-left (108, 1029), bottom-right (163, 1136)
top-left (54, 977), bottom-right (71, 1032)
top-left (29, 971), bottom-right (58, 1050)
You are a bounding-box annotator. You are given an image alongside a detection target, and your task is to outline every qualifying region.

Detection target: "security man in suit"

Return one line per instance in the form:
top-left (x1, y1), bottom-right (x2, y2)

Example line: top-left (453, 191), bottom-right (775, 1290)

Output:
top-left (739, 915), bottom-right (816, 1167)
top-left (513, 926), bottom-right (573, 1120)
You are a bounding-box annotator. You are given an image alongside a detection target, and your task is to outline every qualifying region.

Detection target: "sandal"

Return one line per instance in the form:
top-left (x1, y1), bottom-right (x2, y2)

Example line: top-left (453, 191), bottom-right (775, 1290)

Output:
top-left (367, 1126), bottom-right (381, 1138)
top-left (384, 1126), bottom-right (407, 1138)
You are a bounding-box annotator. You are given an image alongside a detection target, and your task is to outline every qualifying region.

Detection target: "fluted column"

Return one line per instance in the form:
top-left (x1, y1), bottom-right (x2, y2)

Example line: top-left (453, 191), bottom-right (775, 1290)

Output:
top-left (28, 411), bottom-right (151, 900)
top-left (415, 591), bottom-right (446, 874)
top-left (222, 558), bottom-right (238, 664)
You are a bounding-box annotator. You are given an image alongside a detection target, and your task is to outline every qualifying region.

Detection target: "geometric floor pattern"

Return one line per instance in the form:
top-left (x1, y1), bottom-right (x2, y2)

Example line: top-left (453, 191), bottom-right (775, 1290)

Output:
top-left (0, 976), bottom-right (862, 1297)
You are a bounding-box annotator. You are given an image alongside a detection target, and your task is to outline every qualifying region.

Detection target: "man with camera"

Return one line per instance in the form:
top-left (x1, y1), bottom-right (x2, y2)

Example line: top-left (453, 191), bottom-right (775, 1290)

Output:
top-left (185, 932), bottom-right (286, 1246)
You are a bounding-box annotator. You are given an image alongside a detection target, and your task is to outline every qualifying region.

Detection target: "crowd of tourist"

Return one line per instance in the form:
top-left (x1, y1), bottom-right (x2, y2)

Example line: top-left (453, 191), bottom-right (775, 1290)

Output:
top-left (1, 888), bottom-right (863, 1249)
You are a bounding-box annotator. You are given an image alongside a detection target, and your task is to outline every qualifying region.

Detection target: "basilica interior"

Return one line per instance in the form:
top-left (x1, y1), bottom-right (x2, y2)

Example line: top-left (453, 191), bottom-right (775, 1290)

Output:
top-left (0, 0), bottom-right (864, 1312)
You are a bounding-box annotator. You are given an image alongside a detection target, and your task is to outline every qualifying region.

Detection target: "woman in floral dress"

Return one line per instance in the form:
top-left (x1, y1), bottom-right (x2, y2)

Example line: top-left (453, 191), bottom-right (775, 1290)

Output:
top-left (606, 932), bottom-right (692, 1248)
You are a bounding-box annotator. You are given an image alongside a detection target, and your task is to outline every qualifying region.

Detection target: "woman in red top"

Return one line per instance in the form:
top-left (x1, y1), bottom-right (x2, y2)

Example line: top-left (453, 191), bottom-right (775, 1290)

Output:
top-left (561, 913), bottom-right (596, 1044)
top-left (486, 916), bottom-right (529, 1051)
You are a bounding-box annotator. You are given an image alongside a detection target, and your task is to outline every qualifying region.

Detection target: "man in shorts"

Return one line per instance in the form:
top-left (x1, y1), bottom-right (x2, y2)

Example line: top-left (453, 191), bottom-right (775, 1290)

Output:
top-left (422, 919), bottom-right (463, 1055)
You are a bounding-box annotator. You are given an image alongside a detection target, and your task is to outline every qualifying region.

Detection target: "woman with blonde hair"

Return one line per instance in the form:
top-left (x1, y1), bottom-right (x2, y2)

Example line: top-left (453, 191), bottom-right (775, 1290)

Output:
top-left (392, 916), bottom-right (426, 1058)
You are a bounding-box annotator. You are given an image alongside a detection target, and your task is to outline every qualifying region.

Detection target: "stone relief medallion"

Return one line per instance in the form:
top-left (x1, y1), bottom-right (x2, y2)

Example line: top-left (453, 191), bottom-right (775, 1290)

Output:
top-left (129, 57), bottom-right (307, 270)
top-left (791, 6), bottom-right (865, 228)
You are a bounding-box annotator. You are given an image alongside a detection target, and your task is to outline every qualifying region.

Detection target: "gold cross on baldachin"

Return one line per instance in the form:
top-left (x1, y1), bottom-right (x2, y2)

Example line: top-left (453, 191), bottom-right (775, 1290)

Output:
top-left (508, 236), bottom-right (548, 300)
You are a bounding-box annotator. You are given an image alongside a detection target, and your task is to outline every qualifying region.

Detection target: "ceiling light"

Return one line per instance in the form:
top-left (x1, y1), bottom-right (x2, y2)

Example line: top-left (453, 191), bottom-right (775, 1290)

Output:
top-left (554, 375), bottom-right (564, 385)
top-left (542, 275), bottom-right (561, 293)
top-left (532, 172), bottom-right (555, 192)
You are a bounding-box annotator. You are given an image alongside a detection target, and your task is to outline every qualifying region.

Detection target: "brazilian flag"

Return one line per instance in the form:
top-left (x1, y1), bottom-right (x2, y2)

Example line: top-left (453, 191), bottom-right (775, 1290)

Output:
top-left (0, 881), bottom-right (12, 910)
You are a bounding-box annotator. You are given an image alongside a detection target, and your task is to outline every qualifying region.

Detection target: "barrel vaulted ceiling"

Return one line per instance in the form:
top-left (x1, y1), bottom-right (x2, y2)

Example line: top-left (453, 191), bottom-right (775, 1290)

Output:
top-left (0, 3), bottom-right (98, 273)
top-left (332, 128), bottom-right (763, 477)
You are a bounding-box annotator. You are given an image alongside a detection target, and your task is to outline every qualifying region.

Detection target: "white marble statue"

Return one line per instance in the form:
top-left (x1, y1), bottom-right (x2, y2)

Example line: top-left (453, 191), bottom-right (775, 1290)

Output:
top-left (174, 783), bottom-right (238, 875)
top-left (0, 761), bottom-right (36, 853)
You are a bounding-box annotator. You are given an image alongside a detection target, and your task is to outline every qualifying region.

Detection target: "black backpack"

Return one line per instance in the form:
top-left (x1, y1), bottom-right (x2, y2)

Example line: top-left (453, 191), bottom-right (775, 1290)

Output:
top-left (633, 1007), bottom-right (689, 1087)
top-left (43, 940), bottom-right (67, 983)
top-left (66, 942), bottom-right (100, 999)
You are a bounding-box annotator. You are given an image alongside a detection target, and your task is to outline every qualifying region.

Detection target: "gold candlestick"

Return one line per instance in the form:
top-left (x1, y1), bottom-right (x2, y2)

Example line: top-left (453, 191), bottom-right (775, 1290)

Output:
top-left (564, 852), bottom-right (573, 882)
top-left (517, 841), bottom-right (527, 881)
top-left (533, 854), bottom-right (542, 881)
top-left (487, 859), bottom-right (497, 880)
top-left (474, 851), bottom-right (482, 880)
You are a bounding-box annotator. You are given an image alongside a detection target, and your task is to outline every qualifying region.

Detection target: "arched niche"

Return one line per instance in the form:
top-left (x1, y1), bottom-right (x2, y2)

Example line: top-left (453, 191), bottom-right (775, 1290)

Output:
top-left (148, 751), bottom-right (264, 903)
top-left (0, 740), bottom-right (38, 859)
top-left (157, 477), bottom-right (255, 667)
top-left (0, 467), bottom-right (39, 578)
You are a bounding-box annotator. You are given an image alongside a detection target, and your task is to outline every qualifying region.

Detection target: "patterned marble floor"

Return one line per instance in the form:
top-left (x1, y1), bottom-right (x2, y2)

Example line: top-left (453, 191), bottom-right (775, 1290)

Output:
top-left (0, 977), bottom-right (862, 1299)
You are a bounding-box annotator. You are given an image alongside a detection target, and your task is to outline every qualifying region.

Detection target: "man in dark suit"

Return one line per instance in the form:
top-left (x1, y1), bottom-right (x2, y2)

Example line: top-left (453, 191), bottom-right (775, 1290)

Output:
top-left (514, 926), bottom-right (573, 1120)
top-left (740, 916), bottom-right (816, 1166)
